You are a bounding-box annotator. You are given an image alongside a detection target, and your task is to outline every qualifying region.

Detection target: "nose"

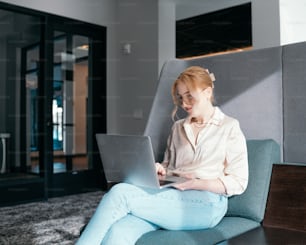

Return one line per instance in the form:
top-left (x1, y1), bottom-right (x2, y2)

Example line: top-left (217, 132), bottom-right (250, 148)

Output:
top-left (181, 102), bottom-right (192, 112)
top-left (181, 100), bottom-right (189, 107)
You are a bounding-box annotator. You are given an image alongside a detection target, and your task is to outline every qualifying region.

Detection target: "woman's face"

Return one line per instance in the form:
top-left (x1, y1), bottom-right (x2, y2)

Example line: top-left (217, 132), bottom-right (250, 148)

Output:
top-left (176, 82), bottom-right (211, 117)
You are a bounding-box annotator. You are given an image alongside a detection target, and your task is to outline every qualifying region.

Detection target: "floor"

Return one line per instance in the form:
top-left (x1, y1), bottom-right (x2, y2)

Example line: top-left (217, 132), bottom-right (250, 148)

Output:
top-left (0, 155), bottom-right (88, 183)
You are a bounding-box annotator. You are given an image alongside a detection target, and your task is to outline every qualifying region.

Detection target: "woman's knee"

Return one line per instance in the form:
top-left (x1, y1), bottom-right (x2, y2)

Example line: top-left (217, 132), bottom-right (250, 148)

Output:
top-left (107, 183), bottom-right (153, 198)
top-left (107, 183), bottom-right (136, 196)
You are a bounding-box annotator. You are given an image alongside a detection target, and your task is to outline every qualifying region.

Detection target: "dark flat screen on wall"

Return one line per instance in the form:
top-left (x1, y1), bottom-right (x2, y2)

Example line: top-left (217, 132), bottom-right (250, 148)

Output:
top-left (176, 3), bottom-right (252, 58)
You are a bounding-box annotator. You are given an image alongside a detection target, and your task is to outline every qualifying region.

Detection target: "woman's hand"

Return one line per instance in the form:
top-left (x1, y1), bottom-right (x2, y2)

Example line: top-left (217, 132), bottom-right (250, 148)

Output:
top-left (155, 162), bottom-right (166, 176)
top-left (172, 172), bottom-right (197, 191)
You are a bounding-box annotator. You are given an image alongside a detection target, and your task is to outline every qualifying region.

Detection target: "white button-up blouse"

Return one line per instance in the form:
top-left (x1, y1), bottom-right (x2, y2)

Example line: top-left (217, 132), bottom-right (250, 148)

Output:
top-left (162, 107), bottom-right (248, 196)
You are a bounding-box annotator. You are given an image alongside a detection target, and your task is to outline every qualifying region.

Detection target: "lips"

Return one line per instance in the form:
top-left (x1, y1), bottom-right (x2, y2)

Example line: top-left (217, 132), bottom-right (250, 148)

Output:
top-left (184, 106), bottom-right (192, 112)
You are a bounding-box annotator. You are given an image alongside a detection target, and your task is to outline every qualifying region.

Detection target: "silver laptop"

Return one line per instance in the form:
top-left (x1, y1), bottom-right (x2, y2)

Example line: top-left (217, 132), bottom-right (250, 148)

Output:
top-left (95, 134), bottom-right (187, 189)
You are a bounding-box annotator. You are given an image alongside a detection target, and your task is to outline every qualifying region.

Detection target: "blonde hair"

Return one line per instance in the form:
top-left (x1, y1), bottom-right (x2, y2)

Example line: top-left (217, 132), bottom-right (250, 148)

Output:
top-left (171, 66), bottom-right (215, 120)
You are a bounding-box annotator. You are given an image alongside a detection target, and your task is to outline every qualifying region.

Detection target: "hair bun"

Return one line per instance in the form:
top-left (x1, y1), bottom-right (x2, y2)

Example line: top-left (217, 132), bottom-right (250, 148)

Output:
top-left (209, 73), bottom-right (215, 82)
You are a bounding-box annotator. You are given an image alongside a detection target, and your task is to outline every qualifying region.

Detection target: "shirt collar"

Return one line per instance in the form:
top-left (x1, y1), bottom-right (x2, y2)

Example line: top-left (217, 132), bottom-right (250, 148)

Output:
top-left (183, 106), bottom-right (224, 127)
top-left (210, 106), bottom-right (224, 126)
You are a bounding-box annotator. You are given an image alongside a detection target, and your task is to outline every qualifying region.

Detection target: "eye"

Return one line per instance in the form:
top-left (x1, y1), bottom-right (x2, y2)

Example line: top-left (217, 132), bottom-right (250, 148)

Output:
top-left (176, 94), bottom-right (182, 102)
top-left (176, 91), bottom-right (194, 105)
top-left (186, 94), bottom-right (193, 100)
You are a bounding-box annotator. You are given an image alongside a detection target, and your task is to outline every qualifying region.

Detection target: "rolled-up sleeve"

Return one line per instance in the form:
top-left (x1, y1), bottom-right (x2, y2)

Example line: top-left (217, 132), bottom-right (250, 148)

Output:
top-left (219, 120), bottom-right (248, 196)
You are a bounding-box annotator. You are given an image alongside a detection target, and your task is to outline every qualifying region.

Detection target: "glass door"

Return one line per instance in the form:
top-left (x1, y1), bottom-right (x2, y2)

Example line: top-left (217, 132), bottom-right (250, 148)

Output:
top-left (24, 44), bottom-right (42, 175)
top-left (52, 33), bottom-right (90, 173)
top-left (0, 5), bottom-right (107, 206)
top-left (45, 17), bottom-right (107, 197)
top-left (0, 7), bottom-right (46, 206)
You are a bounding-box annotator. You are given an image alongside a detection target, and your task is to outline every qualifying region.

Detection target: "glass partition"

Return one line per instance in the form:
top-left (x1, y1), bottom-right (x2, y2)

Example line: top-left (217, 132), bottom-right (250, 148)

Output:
top-left (0, 8), bottom-right (42, 179)
top-left (51, 32), bottom-right (90, 173)
top-left (0, 5), bottom-right (107, 205)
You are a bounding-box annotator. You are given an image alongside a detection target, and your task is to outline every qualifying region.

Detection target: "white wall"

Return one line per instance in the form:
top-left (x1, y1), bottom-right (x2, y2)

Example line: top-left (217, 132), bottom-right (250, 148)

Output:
top-left (251, 0), bottom-right (281, 49)
top-left (0, 0), bottom-right (114, 25)
top-left (158, 1), bottom-right (175, 73)
top-left (115, 0), bottom-right (159, 134)
top-left (279, 0), bottom-right (306, 45)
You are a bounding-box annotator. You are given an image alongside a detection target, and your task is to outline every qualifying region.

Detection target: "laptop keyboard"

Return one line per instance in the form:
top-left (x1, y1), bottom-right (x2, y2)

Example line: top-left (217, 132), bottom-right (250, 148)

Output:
top-left (159, 179), bottom-right (175, 186)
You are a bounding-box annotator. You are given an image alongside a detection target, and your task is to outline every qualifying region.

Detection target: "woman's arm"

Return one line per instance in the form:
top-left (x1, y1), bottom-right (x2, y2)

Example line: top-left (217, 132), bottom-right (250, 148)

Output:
top-left (173, 177), bottom-right (226, 194)
top-left (218, 121), bottom-right (248, 196)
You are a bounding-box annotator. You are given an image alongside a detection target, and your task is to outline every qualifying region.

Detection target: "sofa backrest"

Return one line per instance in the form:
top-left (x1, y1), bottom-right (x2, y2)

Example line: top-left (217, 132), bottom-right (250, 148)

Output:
top-left (226, 139), bottom-right (280, 222)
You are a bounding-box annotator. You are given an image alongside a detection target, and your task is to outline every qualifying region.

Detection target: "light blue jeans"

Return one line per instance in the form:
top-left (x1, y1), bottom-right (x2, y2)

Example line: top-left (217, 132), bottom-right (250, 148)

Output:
top-left (76, 183), bottom-right (228, 245)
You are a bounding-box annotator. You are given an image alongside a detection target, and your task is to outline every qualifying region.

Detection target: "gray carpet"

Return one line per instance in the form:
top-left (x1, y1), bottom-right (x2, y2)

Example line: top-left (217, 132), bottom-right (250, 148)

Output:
top-left (0, 191), bottom-right (104, 245)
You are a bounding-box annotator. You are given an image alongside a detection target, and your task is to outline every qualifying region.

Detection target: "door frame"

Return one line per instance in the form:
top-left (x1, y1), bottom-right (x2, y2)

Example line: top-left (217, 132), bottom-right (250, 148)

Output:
top-left (43, 16), bottom-right (107, 197)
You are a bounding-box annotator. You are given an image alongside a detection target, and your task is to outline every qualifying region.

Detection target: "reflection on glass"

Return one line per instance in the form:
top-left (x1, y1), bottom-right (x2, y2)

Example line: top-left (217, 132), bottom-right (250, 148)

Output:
top-left (0, 8), bottom-right (42, 178)
top-left (52, 32), bottom-right (89, 173)
top-left (25, 46), bottom-right (40, 174)
top-left (52, 98), bottom-right (63, 150)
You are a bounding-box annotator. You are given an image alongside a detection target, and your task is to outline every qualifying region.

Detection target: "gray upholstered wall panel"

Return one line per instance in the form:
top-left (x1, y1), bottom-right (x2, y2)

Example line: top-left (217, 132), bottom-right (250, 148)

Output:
top-left (145, 47), bottom-right (283, 162)
top-left (187, 47), bottom-right (283, 146)
top-left (283, 42), bottom-right (306, 163)
top-left (144, 59), bottom-right (189, 162)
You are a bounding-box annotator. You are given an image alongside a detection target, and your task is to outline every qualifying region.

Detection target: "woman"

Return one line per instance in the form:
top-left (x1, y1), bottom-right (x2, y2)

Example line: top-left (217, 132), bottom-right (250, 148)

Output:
top-left (76, 66), bottom-right (248, 245)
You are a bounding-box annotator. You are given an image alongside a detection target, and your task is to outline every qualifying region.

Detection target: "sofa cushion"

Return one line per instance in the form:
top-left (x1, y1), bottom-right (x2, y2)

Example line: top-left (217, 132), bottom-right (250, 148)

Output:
top-left (136, 217), bottom-right (260, 245)
top-left (226, 139), bottom-right (280, 222)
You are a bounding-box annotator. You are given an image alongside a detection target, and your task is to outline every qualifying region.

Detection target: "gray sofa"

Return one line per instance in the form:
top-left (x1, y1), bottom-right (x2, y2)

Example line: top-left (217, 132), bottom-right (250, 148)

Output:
top-left (136, 139), bottom-right (280, 245)
top-left (136, 54), bottom-right (281, 244)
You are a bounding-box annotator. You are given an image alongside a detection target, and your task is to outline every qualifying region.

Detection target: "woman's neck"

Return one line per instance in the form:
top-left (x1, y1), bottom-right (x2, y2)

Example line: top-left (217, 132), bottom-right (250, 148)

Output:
top-left (191, 106), bottom-right (215, 124)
